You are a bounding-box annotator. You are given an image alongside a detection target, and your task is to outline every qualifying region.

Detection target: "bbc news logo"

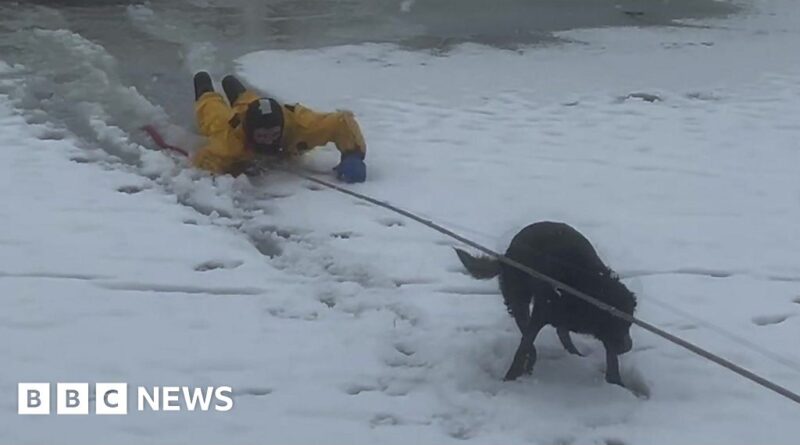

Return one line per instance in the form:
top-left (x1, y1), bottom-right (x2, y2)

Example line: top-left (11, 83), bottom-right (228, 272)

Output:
top-left (18, 383), bottom-right (233, 415)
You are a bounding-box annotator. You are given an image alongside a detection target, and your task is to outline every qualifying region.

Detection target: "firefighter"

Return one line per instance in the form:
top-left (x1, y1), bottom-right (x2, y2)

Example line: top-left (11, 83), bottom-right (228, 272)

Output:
top-left (192, 71), bottom-right (366, 182)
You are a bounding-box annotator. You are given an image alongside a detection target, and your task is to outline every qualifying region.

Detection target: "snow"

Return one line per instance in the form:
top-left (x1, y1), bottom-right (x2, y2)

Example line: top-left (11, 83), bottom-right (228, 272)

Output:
top-left (1, 0), bottom-right (800, 443)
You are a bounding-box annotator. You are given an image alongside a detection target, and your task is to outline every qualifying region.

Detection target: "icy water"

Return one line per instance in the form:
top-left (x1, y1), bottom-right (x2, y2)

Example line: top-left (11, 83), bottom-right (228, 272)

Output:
top-left (0, 0), bottom-right (738, 132)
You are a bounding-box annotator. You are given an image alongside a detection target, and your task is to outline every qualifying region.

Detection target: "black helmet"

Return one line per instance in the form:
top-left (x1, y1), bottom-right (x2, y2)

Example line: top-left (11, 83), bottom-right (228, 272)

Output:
top-left (244, 98), bottom-right (284, 155)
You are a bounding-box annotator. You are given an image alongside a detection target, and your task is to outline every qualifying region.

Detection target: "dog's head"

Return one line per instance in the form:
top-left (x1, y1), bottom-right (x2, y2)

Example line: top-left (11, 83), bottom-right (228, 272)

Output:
top-left (592, 272), bottom-right (637, 354)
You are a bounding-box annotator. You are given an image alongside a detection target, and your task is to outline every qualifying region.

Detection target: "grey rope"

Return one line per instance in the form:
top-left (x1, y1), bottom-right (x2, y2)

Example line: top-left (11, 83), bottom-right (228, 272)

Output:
top-left (278, 166), bottom-right (800, 406)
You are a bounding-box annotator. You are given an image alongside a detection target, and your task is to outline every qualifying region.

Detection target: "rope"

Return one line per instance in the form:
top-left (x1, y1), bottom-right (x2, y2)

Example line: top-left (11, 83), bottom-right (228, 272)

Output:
top-left (141, 125), bottom-right (190, 157)
top-left (280, 167), bottom-right (800, 407)
top-left (140, 127), bottom-right (800, 406)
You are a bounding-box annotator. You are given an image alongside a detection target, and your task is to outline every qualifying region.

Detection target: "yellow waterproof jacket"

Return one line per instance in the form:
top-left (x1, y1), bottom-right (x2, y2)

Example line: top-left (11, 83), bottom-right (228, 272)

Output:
top-left (193, 90), bottom-right (366, 175)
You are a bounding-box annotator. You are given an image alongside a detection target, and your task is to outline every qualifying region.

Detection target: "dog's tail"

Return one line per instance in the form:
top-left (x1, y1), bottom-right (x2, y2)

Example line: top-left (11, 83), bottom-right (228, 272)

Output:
top-left (455, 248), bottom-right (501, 279)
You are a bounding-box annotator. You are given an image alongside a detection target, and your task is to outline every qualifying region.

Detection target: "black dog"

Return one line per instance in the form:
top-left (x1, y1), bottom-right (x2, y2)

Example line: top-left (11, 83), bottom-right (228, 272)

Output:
top-left (455, 221), bottom-right (637, 385)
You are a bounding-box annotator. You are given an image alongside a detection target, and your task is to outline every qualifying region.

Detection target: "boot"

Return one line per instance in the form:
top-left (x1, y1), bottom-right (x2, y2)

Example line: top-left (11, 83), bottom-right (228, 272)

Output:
top-left (194, 71), bottom-right (214, 100)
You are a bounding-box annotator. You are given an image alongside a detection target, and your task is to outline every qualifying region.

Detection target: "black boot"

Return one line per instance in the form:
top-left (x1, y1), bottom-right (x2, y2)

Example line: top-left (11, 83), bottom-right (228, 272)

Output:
top-left (222, 74), bottom-right (247, 105)
top-left (194, 71), bottom-right (214, 100)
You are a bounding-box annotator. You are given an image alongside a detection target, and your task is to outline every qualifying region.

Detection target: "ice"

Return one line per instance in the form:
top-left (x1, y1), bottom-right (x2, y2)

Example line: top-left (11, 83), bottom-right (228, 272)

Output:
top-left (1, 0), bottom-right (800, 443)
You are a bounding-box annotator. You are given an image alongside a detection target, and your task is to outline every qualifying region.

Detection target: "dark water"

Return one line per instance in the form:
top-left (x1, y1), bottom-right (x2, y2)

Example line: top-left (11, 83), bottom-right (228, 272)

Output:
top-left (16, 0), bottom-right (740, 49)
top-left (0, 0), bottom-right (740, 145)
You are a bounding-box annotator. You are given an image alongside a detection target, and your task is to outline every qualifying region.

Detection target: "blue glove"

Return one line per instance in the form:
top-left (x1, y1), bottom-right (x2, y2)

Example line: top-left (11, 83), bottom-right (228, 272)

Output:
top-left (333, 152), bottom-right (366, 183)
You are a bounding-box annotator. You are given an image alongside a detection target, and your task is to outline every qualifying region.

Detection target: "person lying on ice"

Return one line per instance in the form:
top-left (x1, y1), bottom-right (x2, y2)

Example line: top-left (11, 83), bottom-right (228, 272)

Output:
top-left (191, 71), bottom-right (367, 183)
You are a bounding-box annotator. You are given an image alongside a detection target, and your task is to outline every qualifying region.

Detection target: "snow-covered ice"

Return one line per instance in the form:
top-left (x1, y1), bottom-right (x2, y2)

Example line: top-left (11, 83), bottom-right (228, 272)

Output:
top-left (1, 0), bottom-right (800, 443)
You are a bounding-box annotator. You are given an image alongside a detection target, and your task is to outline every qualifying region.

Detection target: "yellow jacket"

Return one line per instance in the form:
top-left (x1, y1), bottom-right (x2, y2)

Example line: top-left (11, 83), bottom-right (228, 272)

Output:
top-left (193, 90), bottom-right (366, 175)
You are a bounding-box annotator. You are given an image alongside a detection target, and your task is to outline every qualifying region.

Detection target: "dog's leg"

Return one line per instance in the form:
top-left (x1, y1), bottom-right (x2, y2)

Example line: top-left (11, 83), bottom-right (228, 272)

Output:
top-left (603, 342), bottom-right (624, 386)
top-left (557, 328), bottom-right (583, 356)
top-left (499, 269), bottom-right (532, 333)
top-left (504, 307), bottom-right (547, 381)
top-left (522, 307), bottom-right (549, 375)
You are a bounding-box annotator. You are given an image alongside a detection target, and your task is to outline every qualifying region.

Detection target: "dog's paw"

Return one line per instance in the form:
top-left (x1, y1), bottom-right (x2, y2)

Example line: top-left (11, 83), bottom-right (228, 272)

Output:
top-left (605, 372), bottom-right (625, 387)
top-left (503, 364), bottom-right (526, 381)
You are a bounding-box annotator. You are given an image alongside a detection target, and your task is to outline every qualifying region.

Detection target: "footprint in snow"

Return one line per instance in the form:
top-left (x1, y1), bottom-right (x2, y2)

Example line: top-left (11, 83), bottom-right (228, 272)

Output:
top-left (343, 382), bottom-right (384, 395)
top-left (622, 366), bottom-right (651, 400)
top-left (317, 293), bottom-right (337, 308)
top-left (370, 413), bottom-right (403, 427)
top-left (25, 114), bottom-right (48, 125)
top-left (617, 92), bottom-right (663, 103)
top-left (248, 233), bottom-right (283, 257)
top-left (255, 225), bottom-right (307, 239)
top-left (194, 260), bottom-right (244, 272)
top-left (392, 277), bottom-right (436, 287)
top-left (262, 191), bottom-right (293, 199)
top-left (435, 414), bottom-right (477, 441)
top-left (117, 185), bottom-right (144, 194)
top-left (265, 306), bottom-right (319, 321)
top-left (686, 91), bottom-right (723, 102)
top-left (393, 342), bottom-right (415, 356)
top-left (751, 313), bottom-right (793, 326)
top-left (235, 387), bottom-right (273, 397)
top-left (378, 217), bottom-right (405, 228)
top-left (383, 341), bottom-right (429, 370)
top-left (383, 354), bottom-right (428, 370)
top-left (330, 231), bottom-right (357, 239)
top-left (38, 129), bottom-right (65, 140)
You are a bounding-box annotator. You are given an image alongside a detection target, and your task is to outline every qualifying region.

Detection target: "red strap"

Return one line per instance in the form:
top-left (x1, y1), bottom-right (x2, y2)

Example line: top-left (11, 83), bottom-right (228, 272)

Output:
top-left (141, 125), bottom-right (190, 157)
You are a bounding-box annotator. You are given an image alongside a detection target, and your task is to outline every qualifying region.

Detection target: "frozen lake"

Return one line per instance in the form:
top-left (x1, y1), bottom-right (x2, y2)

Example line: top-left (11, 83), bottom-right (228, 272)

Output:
top-left (1, 0), bottom-right (738, 125)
